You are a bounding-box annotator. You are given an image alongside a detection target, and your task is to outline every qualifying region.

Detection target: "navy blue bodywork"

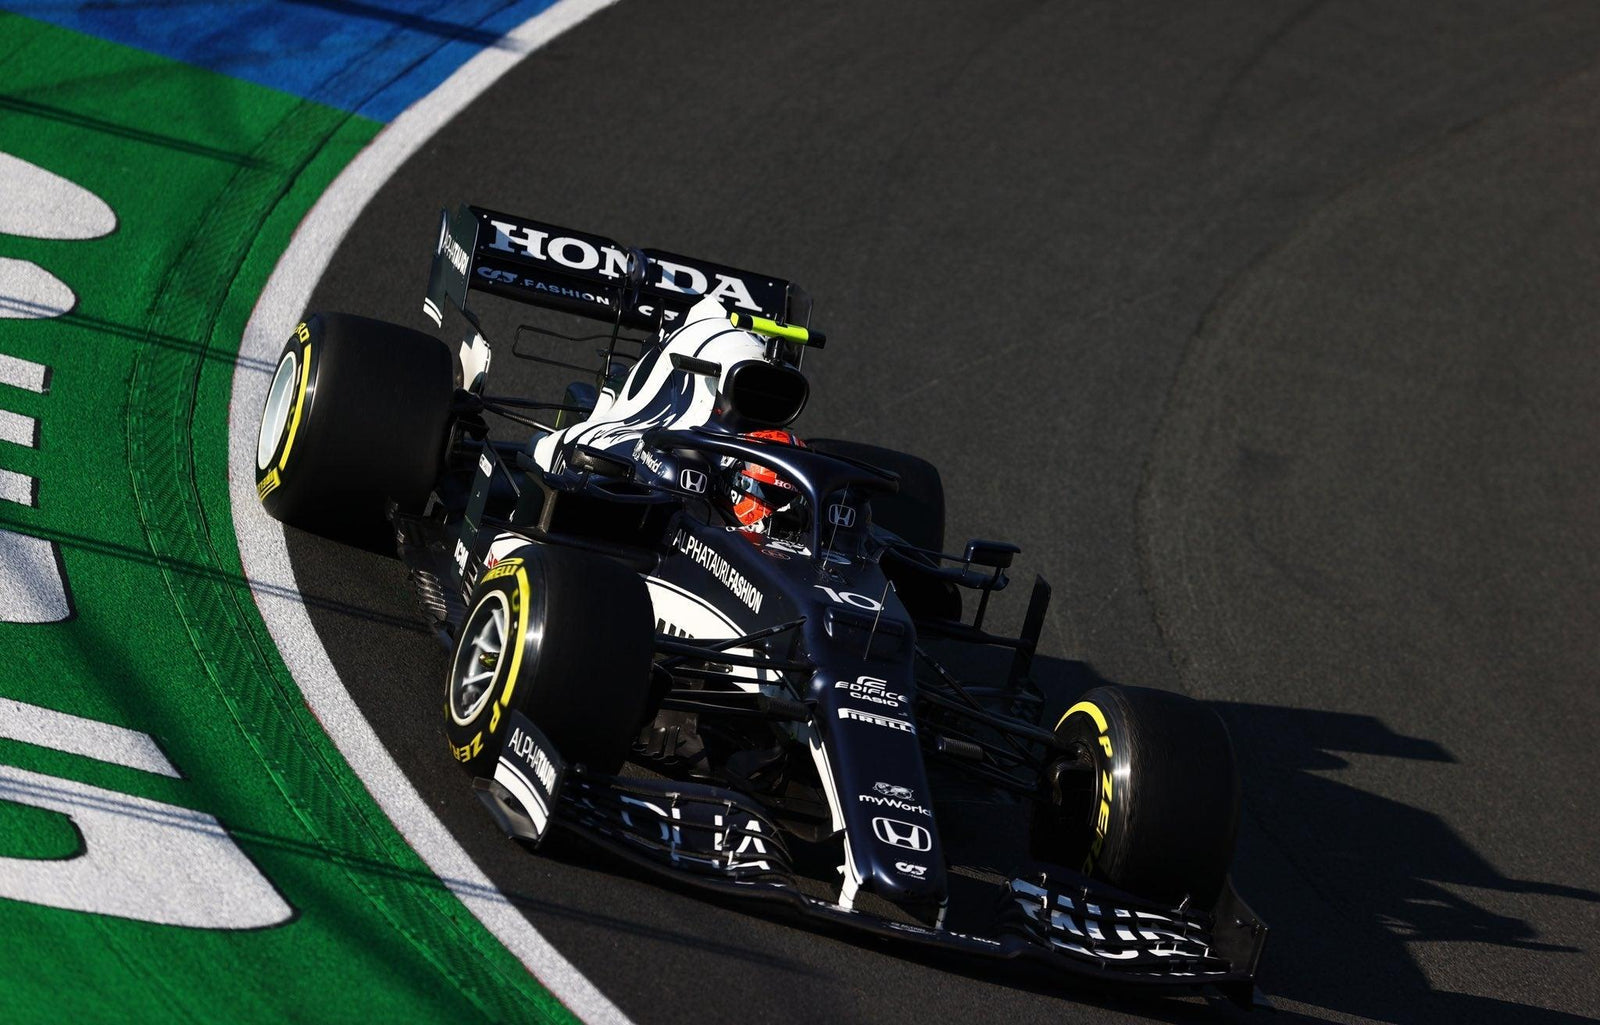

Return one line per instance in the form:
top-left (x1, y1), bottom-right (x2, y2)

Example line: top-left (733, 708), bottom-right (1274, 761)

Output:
top-left (400, 205), bottom-right (1267, 1005)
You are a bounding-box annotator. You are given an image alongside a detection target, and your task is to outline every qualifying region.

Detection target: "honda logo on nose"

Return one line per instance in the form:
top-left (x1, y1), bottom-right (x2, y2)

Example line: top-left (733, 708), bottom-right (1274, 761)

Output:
top-left (679, 469), bottom-right (707, 494)
top-left (871, 816), bottom-right (932, 851)
top-left (827, 504), bottom-right (856, 528)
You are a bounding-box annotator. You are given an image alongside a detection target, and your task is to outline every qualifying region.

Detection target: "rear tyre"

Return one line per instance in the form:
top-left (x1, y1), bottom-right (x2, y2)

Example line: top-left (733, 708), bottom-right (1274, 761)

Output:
top-left (254, 312), bottom-right (455, 535)
top-left (444, 544), bottom-right (655, 776)
top-left (1032, 685), bottom-right (1239, 907)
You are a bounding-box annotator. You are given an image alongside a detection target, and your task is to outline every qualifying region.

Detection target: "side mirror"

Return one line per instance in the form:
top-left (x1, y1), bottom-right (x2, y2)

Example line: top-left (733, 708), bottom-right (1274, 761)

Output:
top-left (964, 539), bottom-right (1020, 569)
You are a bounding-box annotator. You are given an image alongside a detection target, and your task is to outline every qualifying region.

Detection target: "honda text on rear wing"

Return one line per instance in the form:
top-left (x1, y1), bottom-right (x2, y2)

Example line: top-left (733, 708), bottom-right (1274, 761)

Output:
top-left (423, 204), bottom-right (823, 345)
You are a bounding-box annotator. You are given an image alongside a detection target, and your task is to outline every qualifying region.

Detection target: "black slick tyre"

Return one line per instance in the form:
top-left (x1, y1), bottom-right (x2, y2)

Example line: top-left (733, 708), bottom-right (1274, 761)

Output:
top-left (444, 544), bottom-right (655, 777)
top-left (254, 312), bottom-right (455, 534)
top-left (1034, 685), bottom-right (1240, 907)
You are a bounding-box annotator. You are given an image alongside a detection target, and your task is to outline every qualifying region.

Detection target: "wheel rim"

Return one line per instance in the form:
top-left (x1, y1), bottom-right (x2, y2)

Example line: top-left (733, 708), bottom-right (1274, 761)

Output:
top-left (1048, 739), bottom-right (1100, 854)
top-left (257, 349), bottom-right (299, 470)
top-left (449, 590), bottom-right (510, 725)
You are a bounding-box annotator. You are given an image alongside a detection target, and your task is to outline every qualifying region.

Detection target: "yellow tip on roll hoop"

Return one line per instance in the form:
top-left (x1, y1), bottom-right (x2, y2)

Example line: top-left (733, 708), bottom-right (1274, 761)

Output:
top-left (729, 312), bottom-right (813, 344)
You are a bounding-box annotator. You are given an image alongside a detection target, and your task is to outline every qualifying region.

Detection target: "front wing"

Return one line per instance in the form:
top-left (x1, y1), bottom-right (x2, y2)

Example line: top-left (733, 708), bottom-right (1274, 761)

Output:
top-left (477, 711), bottom-right (1267, 1007)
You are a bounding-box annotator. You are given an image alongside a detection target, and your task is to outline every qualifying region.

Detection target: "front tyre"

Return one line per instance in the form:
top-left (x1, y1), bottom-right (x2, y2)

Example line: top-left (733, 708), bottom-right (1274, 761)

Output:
top-left (444, 544), bottom-right (655, 776)
top-left (254, 312), bottom-right (455, 534)
top-left (1033, 685), bottom-right (1240, 907)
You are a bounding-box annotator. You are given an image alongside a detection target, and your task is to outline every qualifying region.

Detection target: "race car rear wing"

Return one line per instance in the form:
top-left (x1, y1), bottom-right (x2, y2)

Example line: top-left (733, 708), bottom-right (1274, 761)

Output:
top-left (424, 204), bottom-right (819, 340)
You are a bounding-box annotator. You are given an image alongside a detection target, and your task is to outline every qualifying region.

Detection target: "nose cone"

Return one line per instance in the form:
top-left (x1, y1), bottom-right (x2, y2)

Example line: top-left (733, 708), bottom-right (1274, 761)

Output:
top-left (866, 840), bottom-right (944, 902)
top-left (846, 814), bottom-right (947, 926)
top-left (809, 664), bottom-right (947, 921)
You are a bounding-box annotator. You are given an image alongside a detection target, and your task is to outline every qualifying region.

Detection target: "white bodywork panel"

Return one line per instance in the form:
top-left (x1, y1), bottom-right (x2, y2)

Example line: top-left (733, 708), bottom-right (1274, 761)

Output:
top-left (529, 295), bottom-right (766, 471)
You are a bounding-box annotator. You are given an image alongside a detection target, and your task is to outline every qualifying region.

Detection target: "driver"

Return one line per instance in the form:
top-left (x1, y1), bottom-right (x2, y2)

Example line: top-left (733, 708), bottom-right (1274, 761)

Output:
top-left (727, 429), bottom-right (806, 538)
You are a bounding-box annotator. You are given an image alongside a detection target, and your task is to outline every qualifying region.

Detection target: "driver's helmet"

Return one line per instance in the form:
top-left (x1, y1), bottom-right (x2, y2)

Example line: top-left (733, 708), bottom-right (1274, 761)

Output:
top-left (729, 429), bottom-right (806, 535)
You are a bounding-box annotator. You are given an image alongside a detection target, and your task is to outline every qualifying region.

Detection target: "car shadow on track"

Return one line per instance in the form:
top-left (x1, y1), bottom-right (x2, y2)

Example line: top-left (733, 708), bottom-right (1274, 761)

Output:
top-left (1029, 657), bottom-right (1598, 1024)
top-left (8, 519), bottom-right (429, 634)
top-left (0, 96), bottom-right (275, 169)
top-left (281, 0), bottom-right (515, 49)
top-left (55, 310), bottom-right (280, 375)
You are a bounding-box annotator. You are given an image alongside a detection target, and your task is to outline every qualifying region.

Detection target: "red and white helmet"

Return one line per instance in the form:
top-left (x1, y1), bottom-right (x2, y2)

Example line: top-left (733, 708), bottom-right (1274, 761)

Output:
top-left (730, 429), bottom-right (805, 534)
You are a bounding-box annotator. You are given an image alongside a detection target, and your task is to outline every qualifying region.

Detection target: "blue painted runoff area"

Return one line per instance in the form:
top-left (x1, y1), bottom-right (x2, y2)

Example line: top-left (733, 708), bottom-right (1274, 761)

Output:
top-left (0, 0), bottom-right (560, 121)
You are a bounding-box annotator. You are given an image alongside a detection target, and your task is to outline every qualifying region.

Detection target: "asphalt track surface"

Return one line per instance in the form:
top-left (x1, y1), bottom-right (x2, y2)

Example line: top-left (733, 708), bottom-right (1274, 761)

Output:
top-left (280, 2), bottom-right (1600, 1021)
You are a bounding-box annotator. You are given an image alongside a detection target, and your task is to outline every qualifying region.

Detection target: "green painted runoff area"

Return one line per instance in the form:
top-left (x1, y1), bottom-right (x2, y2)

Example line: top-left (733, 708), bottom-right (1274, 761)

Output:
top-left (0, 16), bottom-right (575, 1023)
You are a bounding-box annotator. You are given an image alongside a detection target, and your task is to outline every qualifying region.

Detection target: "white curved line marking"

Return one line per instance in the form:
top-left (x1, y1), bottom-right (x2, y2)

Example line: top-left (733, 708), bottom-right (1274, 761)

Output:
top-left (228, 3), bottom-right (630, 1022)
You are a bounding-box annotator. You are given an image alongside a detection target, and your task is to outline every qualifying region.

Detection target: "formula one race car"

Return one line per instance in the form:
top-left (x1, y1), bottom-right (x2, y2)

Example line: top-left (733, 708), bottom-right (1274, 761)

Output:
top-left (252, 205), bottom-right (1267, 1006)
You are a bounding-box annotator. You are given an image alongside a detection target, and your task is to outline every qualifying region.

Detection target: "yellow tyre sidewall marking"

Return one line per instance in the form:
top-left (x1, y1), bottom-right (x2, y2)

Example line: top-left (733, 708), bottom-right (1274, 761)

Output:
top-left (494, 565), bottom-right (531, 727)
top-left (1058, 699), bottom-right (1115, 874)
top-left (453, 565), bottom-right (532, 762)
top-left (277, 329), bottom-right (312, 472)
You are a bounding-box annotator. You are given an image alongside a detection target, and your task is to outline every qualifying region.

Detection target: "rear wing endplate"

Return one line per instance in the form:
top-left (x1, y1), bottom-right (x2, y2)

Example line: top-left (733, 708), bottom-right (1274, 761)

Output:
top-left (424, 204), bottom-right (817, 338)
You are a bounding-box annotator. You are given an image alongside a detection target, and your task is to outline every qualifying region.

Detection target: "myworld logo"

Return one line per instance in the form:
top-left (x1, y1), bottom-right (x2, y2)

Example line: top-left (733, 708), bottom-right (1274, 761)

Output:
top-left (859, 793), bottom-right (932, 818)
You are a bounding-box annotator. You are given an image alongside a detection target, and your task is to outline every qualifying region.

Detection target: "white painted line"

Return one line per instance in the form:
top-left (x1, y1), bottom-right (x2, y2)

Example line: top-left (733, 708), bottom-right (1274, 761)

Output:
top-left (0, 408), bottom-right (38, 447)
top-left (0, 353), bottom-right (49, 393)
top-left (0, 697), bottom-right (180, 777)
top-left (0, 468), bottom-right (36, 506)
top-left (229, 3), bottom-right (631, 1023)
top-left (0, 528), bottom-right (70, 623)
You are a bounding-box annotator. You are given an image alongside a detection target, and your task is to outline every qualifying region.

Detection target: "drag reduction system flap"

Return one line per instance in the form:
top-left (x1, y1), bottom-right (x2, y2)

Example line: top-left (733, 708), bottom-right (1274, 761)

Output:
top-left (424, 204), bottom-right (819, 338)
